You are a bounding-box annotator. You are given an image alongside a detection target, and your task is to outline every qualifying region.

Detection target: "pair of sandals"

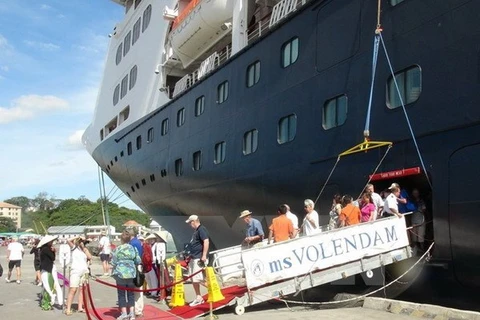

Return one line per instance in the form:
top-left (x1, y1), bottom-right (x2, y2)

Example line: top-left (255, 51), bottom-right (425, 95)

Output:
top-left (65, 309), bottom-right (85, 316)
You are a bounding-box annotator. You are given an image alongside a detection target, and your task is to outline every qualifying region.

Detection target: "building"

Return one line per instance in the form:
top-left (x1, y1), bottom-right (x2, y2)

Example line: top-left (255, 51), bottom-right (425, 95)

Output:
top-left (48, 225), bottom-right (118, 240)
top-left (0, 201), bottom-right (22, 230)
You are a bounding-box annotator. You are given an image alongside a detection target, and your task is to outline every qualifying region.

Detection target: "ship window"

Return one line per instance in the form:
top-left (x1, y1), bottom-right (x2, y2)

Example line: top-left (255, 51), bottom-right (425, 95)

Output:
top-left (141, 178), bottom-right (146, 186)
top-left (390, 0), bottom-right (405, 6)
top-left (177, 108), bottom-right (185, 127)
top-left (123, 31), bottom-right (131, 56)
top-left (120, 151), bottom-right (124, 157)
top-left (161, 118), bottom-right (169, 135)
top-left (175, 158), bottom-right (183, 176)
top-left (135, 182), bottom-right (140, 189)
top-left (131, 186), bottom-right (135, 192)
top-left (134, 0), bottom-right (142, 9)
top-left (217, 81), bottom-right (229, 104)
top-left (116, 43), bottom-right (123, 65)
top-left (113, 84), bottom-right (120, 106)
top-left (119, 105), bottom-right (130, 124)
top-left (136, 135), bottom-right (142, 150)
top-left (161, 169), bottom-right (167, 177)
top-left (147, 127), bottom-right (154, 143)
top-left (195, 96), bottom-right (205, 117)
top-left (100, 129), bottom-right (104, 141)
top-left (142, 4), bottom-right (152, 32)
top-left (246, 61), bottom-right (261, 88)
top-left (214, 141), bottom-right (226, 164)
top-left (132, 17), bottom-right (141, 45)
top-left (129, 65), bottom-right (138, 90)
top-left (278, 114), bottom-right (297, 144)
top-left (387, 65), bottom-right (422, 109)
top-left (121, 74), bottom-right (129, 99)
top-left (323, 94), bottom-right (347, 130)
top-left (127, 142), bottom-right (132, 155)
top-left (282, 37), bottom-right (299, 68)
top-left (115, 156), bottom-right (118, 162)
top-left (149, 174), bottom-right (155, 182)
top-left (126, 192), bottom-right (131, 197)
top-left (193, 150), bottom-right (202, 171)
top-left (243, 129), bottom-right (258, 155)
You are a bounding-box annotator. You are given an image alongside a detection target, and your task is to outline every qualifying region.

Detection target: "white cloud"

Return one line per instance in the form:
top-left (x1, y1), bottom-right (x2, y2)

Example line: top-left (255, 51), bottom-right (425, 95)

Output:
top-left (65, 129), bottom-right (86, 151)
top-left (40, 4), bottom-right (52, 10)
top-left (0, 65), bottom-right (9, 72)
top-left (0, 94), bottom-right (69, 124)
top-left (23, 40), bottom-right (60, 51)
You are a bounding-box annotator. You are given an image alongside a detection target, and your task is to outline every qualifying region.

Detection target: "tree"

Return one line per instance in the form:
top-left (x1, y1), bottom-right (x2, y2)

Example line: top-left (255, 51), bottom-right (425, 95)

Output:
top-left (0, 217), bottom-right (17, 232)
top-left (3, 196), bottom-right (30, 211)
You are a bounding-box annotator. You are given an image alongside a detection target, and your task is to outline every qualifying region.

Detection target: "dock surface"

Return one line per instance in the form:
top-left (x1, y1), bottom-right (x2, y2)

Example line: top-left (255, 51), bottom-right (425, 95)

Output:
top-left (1, 246), bottom-right (478, 320)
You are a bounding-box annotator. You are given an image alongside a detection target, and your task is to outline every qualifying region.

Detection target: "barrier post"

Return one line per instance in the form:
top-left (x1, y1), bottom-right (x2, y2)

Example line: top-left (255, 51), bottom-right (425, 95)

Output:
top-left (168, 264), bottom-right (185, 307)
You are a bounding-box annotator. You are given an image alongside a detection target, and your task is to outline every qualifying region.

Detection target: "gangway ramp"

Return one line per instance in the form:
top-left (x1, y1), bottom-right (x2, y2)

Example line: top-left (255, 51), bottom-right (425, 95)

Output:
top-left (207, 216), bottom-right (412, 316)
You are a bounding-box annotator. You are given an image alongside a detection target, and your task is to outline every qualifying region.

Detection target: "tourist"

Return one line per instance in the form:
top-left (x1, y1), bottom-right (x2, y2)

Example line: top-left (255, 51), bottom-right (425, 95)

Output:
top-left (410, 188), bottom-right (427, 254)
top-left (268, 204), bottom-right (296, 243)
top-left (145, 234), bottom-right (159, 298)
top-left (360, 193), bottom-right (376, 222)
top-left (30, 238), bottom-right (42, 286)
top-left (6, 237), bottom-right (24, 284)
top-left (285, 204), bottom-right (300, 238)
top-left (98, 231), bottom-right (111, 276)
top-left (328, 194), bottom-right (342, 230)
top-left (151, 233), bottom-right (166, 300)
top-left (383, 186), bottom-right (403, 218)
top-left (339, 195), bottom-right (361, 227)
top-left (239, 210), bottom-right (265, 247)
top-left (39, 235), bottom-right (63, 310)
top-left (185, 215), bottom-right (209, 307)
top-left (128, 228), bottom-right (144, 317)
top-left (65, 236), bottom-right (92, 315)
top-left (301, 199), bottom-right (319, 235)
top-left (111, 231), bottom-right (140, 320)
top-left (365, 183), bottom-right (384, 219)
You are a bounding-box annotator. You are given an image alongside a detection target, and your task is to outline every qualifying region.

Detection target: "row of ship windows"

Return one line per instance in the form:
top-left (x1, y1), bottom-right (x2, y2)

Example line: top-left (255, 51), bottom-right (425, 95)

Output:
top-left (113, 65), bottom-right (138, 106)
top-left (115, 4), bottom-right (152, 66)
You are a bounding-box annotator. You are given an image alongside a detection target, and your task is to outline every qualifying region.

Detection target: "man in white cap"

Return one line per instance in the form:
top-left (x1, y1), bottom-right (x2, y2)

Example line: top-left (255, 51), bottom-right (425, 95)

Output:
top-left (238, 210), bottom-right (264, 247)
top-left (383, 185), bottom-right (403, 218)
top-left (185, 215), bottom-right (209, 306)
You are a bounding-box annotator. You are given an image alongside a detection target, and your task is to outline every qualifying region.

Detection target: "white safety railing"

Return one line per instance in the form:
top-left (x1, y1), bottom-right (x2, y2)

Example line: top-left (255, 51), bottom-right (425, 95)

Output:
top-left (198, 52), bottom-right (220, 79)
top-left (269, 0), bottom-right (299, 28)
top-left (172, 73), bottom-right (192, 97)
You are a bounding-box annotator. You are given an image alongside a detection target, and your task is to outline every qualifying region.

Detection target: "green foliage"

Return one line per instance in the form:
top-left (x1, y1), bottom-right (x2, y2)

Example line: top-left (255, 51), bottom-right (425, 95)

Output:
top-left (3, 196), bottom-right (30, 211)
top-left (3, 195), bottom-right (148, 232)
top-left (0, 217), bottom-right (17, 232)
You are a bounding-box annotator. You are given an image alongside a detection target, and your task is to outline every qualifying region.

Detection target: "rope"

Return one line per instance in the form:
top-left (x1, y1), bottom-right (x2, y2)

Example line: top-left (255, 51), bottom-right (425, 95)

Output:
top-left (363, 34), bottom-right (380, 138)
top-left (264, 242), bottom-right (435, 307)
top-left (93, 267), bottom-right (205, 292)
top-left (356, 144), bottom-right (393, 200)
top-left (376, 0), bottom-right (382, 31)
top-left (378, 32), bottom-right (432, 189)
top-left (82, 285), bottom-right (93, 320)
top-left (86, 282), bottom-right (103, 320)
top-left (314, 156), bottom-right (341, 205)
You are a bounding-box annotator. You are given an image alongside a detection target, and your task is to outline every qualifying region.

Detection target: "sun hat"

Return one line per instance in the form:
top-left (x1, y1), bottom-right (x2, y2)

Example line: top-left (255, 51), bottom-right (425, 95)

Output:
top-left (38, 235), bottom-right (59, 247)
top-left (238, 210), bottom-right (252, 219)
top-left (185, 215), bottom-right (199, 223)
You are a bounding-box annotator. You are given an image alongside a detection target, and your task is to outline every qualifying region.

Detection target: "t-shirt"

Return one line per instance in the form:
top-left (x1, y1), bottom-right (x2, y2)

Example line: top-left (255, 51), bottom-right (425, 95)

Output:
top-left (339, 203), bottom-right (361, 226)
top-left (99, 236), bottom-right (111, 255)
top-left (302, 210), bottom-right (320, 236)
top-left (152, 242), bottom-right (166, 263)
top-left (246, 218), bottom-right (265, 238)
top-left (384, 193), bottom-right (399, 215)
top-left (360, 203), bottom-right (376, 222)
top-left (188, 225), bottom-right (209, 259)
top-left (7, 242), bottom-right (24, 260)
top-left (70, 247), bottom-right (89, 274)
top-left (269, 214), bottom-right (294, 243)
top-left (130, 237), bottom-right (143, 257)
top-left (371, 192), bottom-right (384, 217)
top-left (286, 211), bottom-right (299, 230)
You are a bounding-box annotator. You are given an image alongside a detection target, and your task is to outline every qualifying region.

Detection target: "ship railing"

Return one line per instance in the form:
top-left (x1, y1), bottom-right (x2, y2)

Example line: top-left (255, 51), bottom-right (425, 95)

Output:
top-left (197, 52), bottom-right (221, 79)
top-left (172, 73), bottom-right (192, 98)
top-left (269, 0), bottom-right (299, 28)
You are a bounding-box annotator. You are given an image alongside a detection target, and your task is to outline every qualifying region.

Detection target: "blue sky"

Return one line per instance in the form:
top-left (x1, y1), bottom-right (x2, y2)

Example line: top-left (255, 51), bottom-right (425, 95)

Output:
top-left (0, 1), bottom-right (139, 209)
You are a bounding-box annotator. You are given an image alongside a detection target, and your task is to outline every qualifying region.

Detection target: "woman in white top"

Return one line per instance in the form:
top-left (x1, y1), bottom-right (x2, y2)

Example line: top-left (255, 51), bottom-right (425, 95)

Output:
top-left (302, 199), bottom-right (320, 235)
top-left (65, 236), bottom-right (92, 315)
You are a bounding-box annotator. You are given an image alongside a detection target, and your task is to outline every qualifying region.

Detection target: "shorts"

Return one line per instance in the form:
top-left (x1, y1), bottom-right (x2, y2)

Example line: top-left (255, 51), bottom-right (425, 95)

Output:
top-left (188, 259), bottom-right (207, 283)
top-left (70, 271), bottom-right (88, 288)
top-left (34, 261), bottom-right (41, 271)
top-left (8, 260), bottom-right (21, 270)
top-left (100, 254), bottom-right (111, 262)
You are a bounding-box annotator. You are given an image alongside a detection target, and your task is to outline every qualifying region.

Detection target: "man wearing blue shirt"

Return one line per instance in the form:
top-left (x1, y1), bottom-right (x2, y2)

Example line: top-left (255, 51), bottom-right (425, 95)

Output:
top-left (239, 210), bottom-right (265, 247)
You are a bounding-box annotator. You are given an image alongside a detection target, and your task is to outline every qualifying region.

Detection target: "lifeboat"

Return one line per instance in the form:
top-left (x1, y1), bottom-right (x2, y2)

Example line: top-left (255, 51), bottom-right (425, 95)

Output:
top-left (168, 0), bottom-right (235, 68)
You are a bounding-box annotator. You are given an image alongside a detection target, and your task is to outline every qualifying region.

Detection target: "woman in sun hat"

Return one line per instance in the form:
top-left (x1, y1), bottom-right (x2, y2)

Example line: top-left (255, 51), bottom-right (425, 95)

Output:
top-left (39, 234), bottom-right (62, 310)
top-left (64, 236), bottom-right (92, 315)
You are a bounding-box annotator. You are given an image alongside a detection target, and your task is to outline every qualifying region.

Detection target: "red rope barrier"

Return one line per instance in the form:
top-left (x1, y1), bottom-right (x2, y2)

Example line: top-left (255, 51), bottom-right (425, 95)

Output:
top-left (82, 285), bottom-right (93, 320)
top-left (86, 283), bottom-right (104, 320)
top-left (93, 268), bottom-right (204, 292)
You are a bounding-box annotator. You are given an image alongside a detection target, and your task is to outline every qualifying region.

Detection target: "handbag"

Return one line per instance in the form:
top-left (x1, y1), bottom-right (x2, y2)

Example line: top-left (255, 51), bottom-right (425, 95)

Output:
top-left (0, 263), bottom-right (3, 277)
top-left (133, 250), bottom-right (145, 287)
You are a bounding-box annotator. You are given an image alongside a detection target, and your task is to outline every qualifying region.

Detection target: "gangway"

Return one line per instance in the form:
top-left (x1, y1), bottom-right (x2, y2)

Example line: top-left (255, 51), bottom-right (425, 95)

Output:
top-left (203, 215), bottom-right (412, 316)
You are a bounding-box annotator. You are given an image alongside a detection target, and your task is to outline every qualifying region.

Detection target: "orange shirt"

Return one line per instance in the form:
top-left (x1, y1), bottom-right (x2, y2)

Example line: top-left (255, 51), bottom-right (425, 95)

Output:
top-left (269, 214), bottom-right (294, 243)
top-left (339, 203), bottom-right (361, 226)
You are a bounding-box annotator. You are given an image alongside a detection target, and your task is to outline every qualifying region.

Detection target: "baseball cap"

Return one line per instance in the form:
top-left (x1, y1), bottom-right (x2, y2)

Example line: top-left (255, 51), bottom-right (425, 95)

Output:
top-left (185, 214), bottom-right (199, 223)
top-left (388, 183), bottom-right (400, 190)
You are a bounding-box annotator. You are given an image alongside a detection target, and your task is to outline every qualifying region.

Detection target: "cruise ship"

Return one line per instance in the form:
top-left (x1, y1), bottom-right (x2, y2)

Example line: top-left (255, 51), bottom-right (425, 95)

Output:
top-left (83, 0), bottom-right (480, 301)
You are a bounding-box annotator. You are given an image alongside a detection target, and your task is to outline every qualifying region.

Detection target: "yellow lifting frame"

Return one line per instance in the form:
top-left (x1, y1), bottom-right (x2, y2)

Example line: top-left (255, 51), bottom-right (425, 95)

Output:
top-left (338, 138), bottom-right (393, 158)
